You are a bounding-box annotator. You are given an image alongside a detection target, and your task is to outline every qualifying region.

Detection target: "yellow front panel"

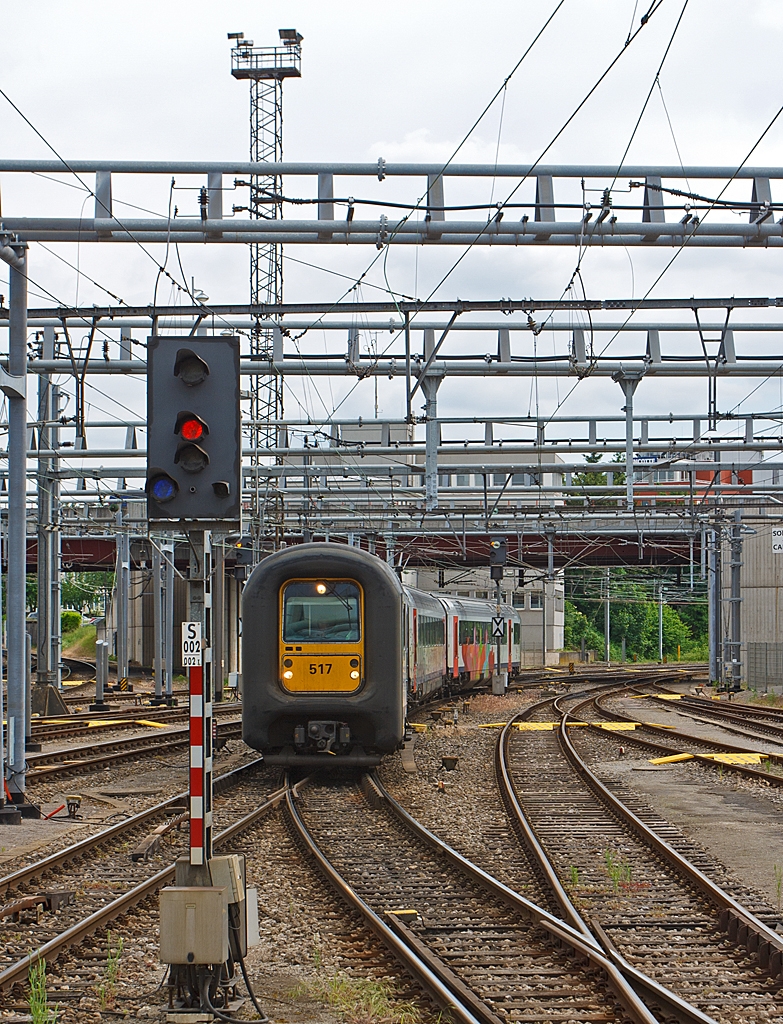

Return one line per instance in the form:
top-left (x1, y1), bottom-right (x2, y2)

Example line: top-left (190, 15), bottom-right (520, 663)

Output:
top-left (279, 577), bottom-right (365, 693)
top-left (281, 649), bottom-right (363, 692)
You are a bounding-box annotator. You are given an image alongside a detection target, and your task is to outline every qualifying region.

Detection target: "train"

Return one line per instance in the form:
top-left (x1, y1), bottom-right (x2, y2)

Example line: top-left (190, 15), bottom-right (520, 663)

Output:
top-left (242, 542), bottom-right (523, 766)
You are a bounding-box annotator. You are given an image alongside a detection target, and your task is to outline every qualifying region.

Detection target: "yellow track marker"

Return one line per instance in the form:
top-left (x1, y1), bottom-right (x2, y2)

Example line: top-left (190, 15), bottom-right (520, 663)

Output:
top-left (135, 719), bottom-right (170, 729)
top-left (407, 723), bottom-right (428, 733)
top-left (649, 753), bottom-right (695, 764)
top-left (653, 694), bottom-right (683, 700)
top-left (598, 722), bottom-right (638, 731)
top-left (700, 752), bottom-right (768, 765)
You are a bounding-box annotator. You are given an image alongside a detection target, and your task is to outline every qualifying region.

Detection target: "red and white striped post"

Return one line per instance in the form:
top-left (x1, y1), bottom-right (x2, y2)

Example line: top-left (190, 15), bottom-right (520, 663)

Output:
top-left (184, 531), bottom-right (213, 866)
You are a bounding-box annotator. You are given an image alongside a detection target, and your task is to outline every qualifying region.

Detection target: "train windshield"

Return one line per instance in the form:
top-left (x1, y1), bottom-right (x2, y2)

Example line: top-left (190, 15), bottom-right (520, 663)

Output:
top-left (283, 581), bottom-right (361, 642)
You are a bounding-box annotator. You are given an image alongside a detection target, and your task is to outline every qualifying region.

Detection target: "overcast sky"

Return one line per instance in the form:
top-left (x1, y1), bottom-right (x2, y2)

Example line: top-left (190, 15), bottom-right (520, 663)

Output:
top-left (4, 0), bottom-right (783, 463)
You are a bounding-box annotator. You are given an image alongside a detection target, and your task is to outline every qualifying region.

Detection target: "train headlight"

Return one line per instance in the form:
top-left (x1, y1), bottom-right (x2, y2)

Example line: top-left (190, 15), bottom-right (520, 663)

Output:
top-left (283, 670), bottom-right (294, 679)
top-left (350, 670), bottom-right (360, 679)
top-left (316, 582), bottom-right (327, 594)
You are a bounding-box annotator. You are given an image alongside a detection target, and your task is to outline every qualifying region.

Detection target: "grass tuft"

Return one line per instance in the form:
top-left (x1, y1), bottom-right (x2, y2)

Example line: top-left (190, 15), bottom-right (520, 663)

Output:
top-left (29, 958), bottom-right (57, 1024)
top-left (294, 971), bottom-right (423, 1023)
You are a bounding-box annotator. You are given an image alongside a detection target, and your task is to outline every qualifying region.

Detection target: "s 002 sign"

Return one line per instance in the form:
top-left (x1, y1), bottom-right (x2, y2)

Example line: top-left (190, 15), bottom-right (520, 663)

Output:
top-left (182, 621), bottom-right (203, 667)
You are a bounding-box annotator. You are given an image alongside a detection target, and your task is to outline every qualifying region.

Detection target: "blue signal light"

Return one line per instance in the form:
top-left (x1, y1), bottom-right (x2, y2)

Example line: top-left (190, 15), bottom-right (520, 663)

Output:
top-left (150, 474), bottom-right (178, 503)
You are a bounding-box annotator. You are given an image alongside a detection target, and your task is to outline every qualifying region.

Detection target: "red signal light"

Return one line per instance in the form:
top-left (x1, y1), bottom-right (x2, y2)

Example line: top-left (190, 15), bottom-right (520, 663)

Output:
top-left (180, 418), bottom-right (204, 441)
top-left (174, 411), bottom-right (209, 441)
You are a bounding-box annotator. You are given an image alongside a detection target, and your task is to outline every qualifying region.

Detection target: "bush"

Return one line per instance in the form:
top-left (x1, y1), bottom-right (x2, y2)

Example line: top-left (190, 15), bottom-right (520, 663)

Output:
top-left (61, 610), bottom-right (82, 633)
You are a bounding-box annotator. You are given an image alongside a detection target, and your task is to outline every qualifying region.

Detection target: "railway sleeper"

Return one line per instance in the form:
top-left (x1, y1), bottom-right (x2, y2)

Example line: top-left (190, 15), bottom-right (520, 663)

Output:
top-left (0, 890), bottom-right (74, 924)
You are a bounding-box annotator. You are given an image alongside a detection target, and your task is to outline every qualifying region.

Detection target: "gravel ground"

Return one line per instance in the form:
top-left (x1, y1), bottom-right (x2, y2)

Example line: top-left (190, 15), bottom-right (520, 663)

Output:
top-left (576, 726), bottom-right (783, 911)
top-left (6, 681), bottom-right (782, 1024)
top-left (0, 743), bottom-right (257, 874)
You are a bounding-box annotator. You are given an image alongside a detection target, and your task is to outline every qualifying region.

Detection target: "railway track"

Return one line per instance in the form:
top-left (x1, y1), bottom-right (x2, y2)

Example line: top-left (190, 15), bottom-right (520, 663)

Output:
top-left (644, 687), bottom-right (783, 746)
top-left (22, 699), bottom-right (241, 744)
top-left (284, 760), bottom-right (729, 1024)
top-left (24, 717), bottom-right (243, 783)
top-left (587, 691), bottom-right (783, 786)
top-left (496, 687), bottom-right (783, 1023)
top-left (0, 760), bottom-right (286, 994)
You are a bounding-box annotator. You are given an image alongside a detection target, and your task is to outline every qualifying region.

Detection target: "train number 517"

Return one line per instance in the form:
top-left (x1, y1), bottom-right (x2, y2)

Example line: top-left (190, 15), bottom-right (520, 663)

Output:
top-left (309, 663), bottom-right (332, 674)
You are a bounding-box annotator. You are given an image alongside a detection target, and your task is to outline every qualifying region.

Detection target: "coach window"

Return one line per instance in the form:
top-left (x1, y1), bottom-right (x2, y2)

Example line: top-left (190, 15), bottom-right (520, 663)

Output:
top-left (283, 581), bottom-right (361, 642)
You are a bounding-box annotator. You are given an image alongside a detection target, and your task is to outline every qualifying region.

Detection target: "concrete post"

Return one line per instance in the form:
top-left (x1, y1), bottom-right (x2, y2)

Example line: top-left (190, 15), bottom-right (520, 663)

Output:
top-left (7, 242), bottom-right (29, 804)
top-left (90, 640), bottom-right (110, 711)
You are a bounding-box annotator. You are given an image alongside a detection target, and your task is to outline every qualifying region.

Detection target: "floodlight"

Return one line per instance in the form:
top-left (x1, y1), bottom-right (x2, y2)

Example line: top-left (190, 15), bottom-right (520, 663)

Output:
top-left (227, 32), bottom-right (244, 40)
top-left (279, 28), bottom-right (303, 44)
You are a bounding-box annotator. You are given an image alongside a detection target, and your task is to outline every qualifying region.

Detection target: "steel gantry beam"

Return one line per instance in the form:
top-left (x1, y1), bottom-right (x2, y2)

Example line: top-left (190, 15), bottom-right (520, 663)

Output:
top-left (2, 162), bottom-right (783, 247)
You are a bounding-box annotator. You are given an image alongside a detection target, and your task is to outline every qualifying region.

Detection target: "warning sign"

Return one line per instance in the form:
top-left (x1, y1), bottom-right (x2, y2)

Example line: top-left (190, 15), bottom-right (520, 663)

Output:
top-left (491, 616), bottom-right (505, 639)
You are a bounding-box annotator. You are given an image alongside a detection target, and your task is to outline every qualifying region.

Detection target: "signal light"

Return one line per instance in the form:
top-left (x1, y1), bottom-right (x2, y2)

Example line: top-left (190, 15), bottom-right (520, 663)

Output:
top-left (175, 442), bottom-right (210, 474)
top-left (175, 412), bottom-right (209, 442)
top-left (148, 473), bottom-right (179, 504)
top-left (316, 582), bottom-right (327, 594)
top-left (147, 336), bottom-right (240, 522)
top-left (174, 348), bottom-right (210, 387)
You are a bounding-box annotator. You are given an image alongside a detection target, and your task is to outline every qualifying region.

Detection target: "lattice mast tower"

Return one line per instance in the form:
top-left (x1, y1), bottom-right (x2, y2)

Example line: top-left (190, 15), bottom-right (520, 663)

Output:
top-left (229, 29), bottom-right (302, 546)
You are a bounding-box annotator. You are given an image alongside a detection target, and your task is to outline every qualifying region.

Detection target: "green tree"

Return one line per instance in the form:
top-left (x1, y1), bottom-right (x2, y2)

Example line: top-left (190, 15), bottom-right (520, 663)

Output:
top-left (564, 600), bottom-right (605, 653)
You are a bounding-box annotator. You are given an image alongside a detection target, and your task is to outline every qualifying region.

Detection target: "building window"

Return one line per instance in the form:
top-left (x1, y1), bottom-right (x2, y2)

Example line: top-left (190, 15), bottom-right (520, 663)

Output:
top-left (529, 592), bottom-right (543, 610)
top-left (493, 473), bottom-right (507, 486)
top-left (439, 474), bottom-right (451, 487)
top-left (455, 474), bottom-right (470, 487)
top-left (512, 593), bottom-right (526, 608)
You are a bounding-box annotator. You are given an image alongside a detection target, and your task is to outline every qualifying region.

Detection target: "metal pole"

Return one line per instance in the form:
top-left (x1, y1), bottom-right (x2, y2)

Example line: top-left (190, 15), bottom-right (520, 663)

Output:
top-left (7, 242), bottom-right (28, 804)
top-left (213, 536), bottom-right (225, 703)
top-left (729, 508), bottom-right (743, 690)
top-left (115, 511), bottom-right (129, 688)
top-left (604, 566), bottom-right (610, 663)
top-left (164, 536), bottom-right (174, 701)
top-left (50, 383), bottom-right (61, 691)
top-left (152, 540), bottom-right (164, 705)
top-left (541, 579), bottom-right (548, 667)
top-left (421, 374), bottom-right (442, 511)
top-left (25, 633), bottom-right (33, 750)
top-left (624, 380), bottom-right (635, 511)
top-left (0, 518), bottom-right (4, 806)
top-left (36, 326), bottom-right (54, 690)
top-left (658, 586), bottom-right (664, 661)
top-left (0, 516), bottom-right (19, 823)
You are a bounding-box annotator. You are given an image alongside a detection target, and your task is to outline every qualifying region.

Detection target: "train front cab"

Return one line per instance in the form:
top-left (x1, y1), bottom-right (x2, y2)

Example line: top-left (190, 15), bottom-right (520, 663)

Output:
top-left (242, 543), bottom-right (405, 766)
